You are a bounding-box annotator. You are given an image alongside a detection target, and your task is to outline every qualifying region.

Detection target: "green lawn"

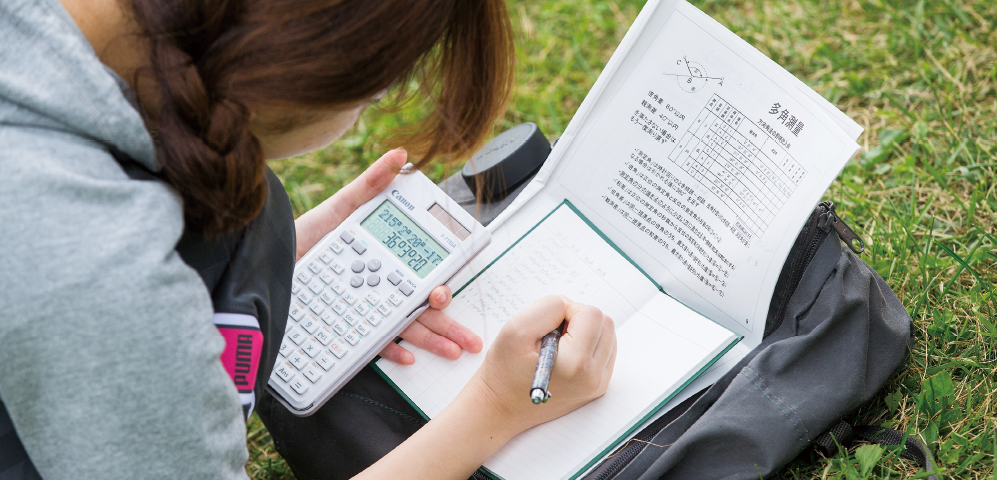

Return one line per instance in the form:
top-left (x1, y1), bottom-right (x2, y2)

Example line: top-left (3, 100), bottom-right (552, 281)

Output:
top-left (253, 0), bottom-right (997, 478)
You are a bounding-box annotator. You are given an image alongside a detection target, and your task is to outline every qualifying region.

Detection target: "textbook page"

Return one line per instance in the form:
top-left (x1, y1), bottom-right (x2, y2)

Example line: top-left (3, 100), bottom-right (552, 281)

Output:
top-left (377, 203), bottom-right (737, 480)
top-left (493, 0), bottom-right (860, 350)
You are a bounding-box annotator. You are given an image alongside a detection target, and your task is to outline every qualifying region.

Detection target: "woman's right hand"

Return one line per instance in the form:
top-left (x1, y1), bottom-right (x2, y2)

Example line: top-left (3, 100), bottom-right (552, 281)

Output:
top-left (356, 296), bottom-right (615, 480)
top-left (467, 295), bottom-right (617, 434)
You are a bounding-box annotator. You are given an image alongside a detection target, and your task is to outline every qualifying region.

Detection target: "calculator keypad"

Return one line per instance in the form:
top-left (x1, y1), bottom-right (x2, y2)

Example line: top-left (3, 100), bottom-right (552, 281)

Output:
top-left (272, 229), bottom-right (423, 401)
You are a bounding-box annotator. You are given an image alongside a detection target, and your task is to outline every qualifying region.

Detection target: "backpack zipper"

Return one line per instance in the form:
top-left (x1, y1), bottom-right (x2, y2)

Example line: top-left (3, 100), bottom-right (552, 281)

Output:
top-left (583, 202), bottom-right (864, 479)
top-left (788, 201), bottom-right (834, 297)
top-left (587, 410), bottom-right (675, 480)
top-left (819, 206), bottom-right (865, 254)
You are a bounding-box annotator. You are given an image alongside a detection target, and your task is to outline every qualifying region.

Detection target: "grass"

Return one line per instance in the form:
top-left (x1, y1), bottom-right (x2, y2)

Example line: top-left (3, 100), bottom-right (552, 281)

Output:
top-left (256, 0), bottom-right (997, 478)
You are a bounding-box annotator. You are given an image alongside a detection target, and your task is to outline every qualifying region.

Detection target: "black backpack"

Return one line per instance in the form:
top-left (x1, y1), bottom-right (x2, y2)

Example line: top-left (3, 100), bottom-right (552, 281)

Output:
top-left (578, 200), bottom-right (930, 479)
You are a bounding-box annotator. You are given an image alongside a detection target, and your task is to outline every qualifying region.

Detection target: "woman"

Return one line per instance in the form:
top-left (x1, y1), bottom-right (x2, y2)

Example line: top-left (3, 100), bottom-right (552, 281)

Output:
top-left (0, 0), bottom-right (617, 479)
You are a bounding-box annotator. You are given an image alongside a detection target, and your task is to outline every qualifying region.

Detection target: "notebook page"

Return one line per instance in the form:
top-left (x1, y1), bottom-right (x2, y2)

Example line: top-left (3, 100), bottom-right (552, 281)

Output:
top-left (377, 203), bottom-right (737, 479)
top-left (378, 203), bottom-right (660, 416)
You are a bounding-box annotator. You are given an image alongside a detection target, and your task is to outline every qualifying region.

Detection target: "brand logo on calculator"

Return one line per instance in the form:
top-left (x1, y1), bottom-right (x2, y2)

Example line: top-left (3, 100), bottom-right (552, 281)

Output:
top-left (391, 190), bottom-right (415, 211)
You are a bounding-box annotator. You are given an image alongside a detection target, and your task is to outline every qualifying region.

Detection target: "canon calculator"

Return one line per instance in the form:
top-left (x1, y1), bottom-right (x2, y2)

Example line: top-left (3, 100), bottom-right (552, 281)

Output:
top-left (267, 165), bottom-right (491, 416)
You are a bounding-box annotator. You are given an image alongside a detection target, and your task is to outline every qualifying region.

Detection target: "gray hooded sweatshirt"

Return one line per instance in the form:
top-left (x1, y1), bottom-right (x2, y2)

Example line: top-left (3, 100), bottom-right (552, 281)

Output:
top-left (0, 0), bottom-right (250, 477)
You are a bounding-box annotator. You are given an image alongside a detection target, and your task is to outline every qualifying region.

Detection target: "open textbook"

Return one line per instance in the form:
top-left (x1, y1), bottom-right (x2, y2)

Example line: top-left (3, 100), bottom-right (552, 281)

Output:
top-left (376, 0), bottom-right (862, 478)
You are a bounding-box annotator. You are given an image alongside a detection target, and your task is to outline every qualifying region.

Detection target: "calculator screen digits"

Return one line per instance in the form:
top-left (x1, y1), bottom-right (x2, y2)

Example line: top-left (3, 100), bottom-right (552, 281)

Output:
top-left (360, 200), bottom-right (450, 279)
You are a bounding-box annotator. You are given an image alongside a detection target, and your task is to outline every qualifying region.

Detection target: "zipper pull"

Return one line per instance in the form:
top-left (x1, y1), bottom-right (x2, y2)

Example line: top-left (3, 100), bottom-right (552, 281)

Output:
top-left (821, 210), bottom-right (865, 254)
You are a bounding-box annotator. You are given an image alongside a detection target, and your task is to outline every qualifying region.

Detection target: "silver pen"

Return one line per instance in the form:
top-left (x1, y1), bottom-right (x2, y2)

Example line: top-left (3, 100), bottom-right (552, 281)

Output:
top-left (530, 321), bottom-right (566, 404)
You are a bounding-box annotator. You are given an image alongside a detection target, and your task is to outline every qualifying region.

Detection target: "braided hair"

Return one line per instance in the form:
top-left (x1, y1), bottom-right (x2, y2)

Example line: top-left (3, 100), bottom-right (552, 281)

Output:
top-left (129, 0), bottom-right (514, 235)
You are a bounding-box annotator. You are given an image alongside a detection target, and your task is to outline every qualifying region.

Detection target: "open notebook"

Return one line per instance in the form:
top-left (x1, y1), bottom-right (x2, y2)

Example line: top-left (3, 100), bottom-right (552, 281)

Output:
top-left (376, 0), bottom-right (862, 477)
top-left (376, 201), bottom-right (738, 479)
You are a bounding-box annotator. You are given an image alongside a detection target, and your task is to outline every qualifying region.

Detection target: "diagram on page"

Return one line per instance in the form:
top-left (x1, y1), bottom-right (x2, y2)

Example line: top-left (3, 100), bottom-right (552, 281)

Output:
top-left (664, 55), bottom-right (724, 92)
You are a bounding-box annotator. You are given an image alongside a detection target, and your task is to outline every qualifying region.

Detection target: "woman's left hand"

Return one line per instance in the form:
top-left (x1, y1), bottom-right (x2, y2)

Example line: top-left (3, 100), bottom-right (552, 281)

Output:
top-left (292, 148), bottom-right (482, 364)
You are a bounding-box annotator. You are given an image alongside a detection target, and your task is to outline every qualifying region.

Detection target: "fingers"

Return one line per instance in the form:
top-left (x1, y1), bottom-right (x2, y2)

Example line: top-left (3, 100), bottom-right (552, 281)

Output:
top-left (326, 148), bottom-right (407, 227)
top-left (562, 300), bottom-right (609, 357)
top-left (505, 296), bottom-right (568, 340)
top-left (379, 342), bottom-right (415, 365)
top-left (599, 340), bottom-right (618, 395)
top-left (414, 307), bottom-right (483, 354)
top-left (427, 285), bottom-right (452, 310)
top-left (592, 314), bottom-right (616, 362)
top-left (399, 317), bottom-right (462, 359)
top-left (294, 148), bottom-right (407, 259)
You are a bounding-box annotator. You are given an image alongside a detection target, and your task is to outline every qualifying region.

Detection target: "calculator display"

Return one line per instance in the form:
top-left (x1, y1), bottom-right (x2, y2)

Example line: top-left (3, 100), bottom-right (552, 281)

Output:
top-left (361, 200), bottom-right (449, 279)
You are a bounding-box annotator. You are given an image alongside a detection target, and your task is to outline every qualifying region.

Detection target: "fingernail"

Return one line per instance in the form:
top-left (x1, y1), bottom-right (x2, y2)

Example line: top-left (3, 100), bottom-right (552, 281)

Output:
top-left (436, 291), bottom-right (447, 303)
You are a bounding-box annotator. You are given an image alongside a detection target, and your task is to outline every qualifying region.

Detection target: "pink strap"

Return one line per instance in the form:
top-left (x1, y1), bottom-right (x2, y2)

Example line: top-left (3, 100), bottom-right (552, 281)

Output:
top-left (214, 314), bottom-right (264, 394)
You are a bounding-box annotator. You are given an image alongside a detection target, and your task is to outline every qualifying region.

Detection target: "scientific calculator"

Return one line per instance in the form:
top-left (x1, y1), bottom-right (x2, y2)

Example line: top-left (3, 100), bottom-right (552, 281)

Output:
top-left (267, 166), bottom-right (490, 416)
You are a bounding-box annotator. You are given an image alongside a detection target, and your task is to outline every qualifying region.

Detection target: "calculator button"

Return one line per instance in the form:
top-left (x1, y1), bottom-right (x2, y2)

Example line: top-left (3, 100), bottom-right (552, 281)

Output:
top-left (289, 305), bottom-right (307, 321)
top-left (330, 261), bottom-right (346, 275)
top-left (307, 261), bottom-right (322, 274)
top-left (279, 340), bottom-right (293, 357)
top-left (377, 303), bottom-right (392, 316)
top-left (296, 292), bottom-right (313, 305)
top-left (330, 279), bottom-right (347, 295)
top-left (291, 283), bottom-right (301, 295)
top-left (331, 298), bottom-right (349, 316)
top-left (342, 292), bottom-right (358, 305)
top-left (309, 303), bottom-right (326, 316)
top-left (350, 275), bottom-right (364, 288)
top-left (289, 378), bottom-right (309, 395)
top-left (388, 291), bottom-right (403, 306)
top-left (387, 272), bottom-right (402, 286)
top-left (355, 322), bottom-right (372, 336)
top-left (329, 241), bottom-right (344, 254)
top-left (319, 271), bottom-right (336, 285)
top-left (303, 364), bottom-right (323, 383)
top-left (332, 321), bottom-right (348, 336)
top-left (296, 271), bottom-right (312, 284)
top-left (353, 302), bottom-right (371, 316)
top-left (319, 291), bottom-right (336, 305)
top-left (304, 338), bottom-right (323, 358)
top-left (329, 340), bottom-right (348, 358)
top-left (320, 311), bottom-right (333, 325)
top-left (344, 330), bottom-right (361, 346)
top-left (343, 311), bottom-right (360, 326)
top-left (352, 243), bottom-right (367, 255)
top-left (308, 280), bottom-right (324, 294)
top-left (340, 231), bottom-right (355, 244)
top-left (316, 352), bottom-right (335, 371)
top-left (274, 362), bottom-right (295, 382)
top-left (399, 282), bottom-right (414, 296)
top-left (300, 316), bottom-right (321, 334)
top-left (287, 327), bottom-right (307, 345)
top-left (319, 251), bottom-right (335, 264)
top-left (367, 259), bottom-right (381, 272)
top-left (315, 327), bottom-right (334, 345)
top-left (365, 292), bottom-right (381, 305)
top-left (289, 350), bottom-right (309, 370)
top-left (366, 274), bottom-right (380, 287)
top-left (365, 313), bottom-right (382, 326)
top-left (351, 260), bottom-right (365, 273)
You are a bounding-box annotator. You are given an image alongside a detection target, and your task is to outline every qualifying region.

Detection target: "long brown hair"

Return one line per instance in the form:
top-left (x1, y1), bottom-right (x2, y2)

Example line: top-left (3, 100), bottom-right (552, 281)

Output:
top-left (130, 0), bottom-right (515, 234)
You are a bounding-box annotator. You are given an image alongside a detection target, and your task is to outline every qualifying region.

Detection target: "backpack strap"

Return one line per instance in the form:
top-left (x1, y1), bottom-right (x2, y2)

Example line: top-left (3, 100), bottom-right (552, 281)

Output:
top-left (813, 420), bottom-right (941, 480)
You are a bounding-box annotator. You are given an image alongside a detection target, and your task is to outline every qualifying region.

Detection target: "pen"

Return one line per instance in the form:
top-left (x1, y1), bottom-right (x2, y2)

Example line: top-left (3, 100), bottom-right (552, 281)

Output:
top-left (530, 320), bottom-right (566, 404)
